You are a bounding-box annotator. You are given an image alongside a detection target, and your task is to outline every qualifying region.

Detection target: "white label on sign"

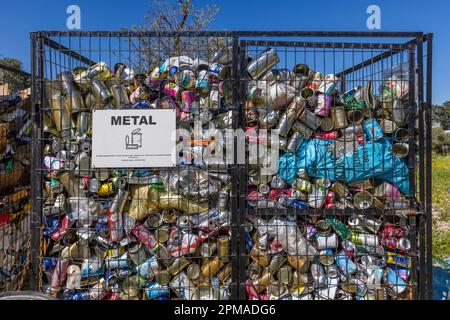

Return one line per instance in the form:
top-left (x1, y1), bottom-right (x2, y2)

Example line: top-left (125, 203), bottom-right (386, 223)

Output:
top-left (92, 109), bottom-right (176, 168)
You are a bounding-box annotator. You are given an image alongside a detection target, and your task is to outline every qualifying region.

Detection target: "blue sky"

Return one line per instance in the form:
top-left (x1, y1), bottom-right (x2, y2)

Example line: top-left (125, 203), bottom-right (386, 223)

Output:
top-left (0, 0), bottom-right (448, 104)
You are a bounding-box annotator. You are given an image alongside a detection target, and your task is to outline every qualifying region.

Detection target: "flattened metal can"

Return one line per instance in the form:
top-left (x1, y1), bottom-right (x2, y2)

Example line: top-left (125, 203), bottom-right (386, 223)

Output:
top-left (362, 118), bottom-right (384, 140)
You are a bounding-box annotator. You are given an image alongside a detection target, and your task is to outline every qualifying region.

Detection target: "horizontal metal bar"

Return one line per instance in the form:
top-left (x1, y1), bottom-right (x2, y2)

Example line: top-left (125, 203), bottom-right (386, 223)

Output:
top-left (0, 63), bottom-right (31, 79)
top-left (31, 30), bottom-right (424, 39)
top-left (336, 36), bottom-right (429, 77)
top-left (246, 207), bottom-right (422, 216)
top-left (42, 37), bottom-right (96, 66)
top-left (242, 40), bottom-right (408, 50)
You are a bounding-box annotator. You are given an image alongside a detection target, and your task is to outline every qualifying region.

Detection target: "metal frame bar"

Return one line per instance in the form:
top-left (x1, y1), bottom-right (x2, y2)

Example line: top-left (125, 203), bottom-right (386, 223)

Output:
top-left (425, 33), bottom-right (433, 300)
top-left (31, 31), bottom-right (424, 38)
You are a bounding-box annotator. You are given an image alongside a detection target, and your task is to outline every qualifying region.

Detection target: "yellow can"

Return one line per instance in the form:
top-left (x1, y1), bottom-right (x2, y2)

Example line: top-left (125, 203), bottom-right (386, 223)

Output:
top-left (97, 182), bottom-right (114, 196)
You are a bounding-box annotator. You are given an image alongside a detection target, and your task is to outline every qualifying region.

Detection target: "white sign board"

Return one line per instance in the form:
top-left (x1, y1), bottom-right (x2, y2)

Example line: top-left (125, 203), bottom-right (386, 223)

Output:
top-left (92, 109), bottom-right (176, 168)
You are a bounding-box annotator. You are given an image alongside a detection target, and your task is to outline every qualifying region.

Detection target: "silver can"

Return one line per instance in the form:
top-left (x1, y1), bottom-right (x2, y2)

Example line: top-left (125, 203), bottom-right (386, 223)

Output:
top-left (247, 48), bottom-right (280, 80)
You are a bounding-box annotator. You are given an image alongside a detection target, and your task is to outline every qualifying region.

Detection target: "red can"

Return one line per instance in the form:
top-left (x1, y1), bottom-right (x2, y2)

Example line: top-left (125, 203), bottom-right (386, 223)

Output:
top-left (180, 90), bottom-right (195, 112)
top-left (312, 131), bottom-right (338, 140)
top-left (380, 237), bottom-right (398, 250)
top-left (379, 224), bottom-right (405, 238)
top-left (131, 223), bottom-right (158, 252)
top-left (51, 215), bottom-right (70, 241)
top-left (245, 279), bottom-right (260, 300)
top-left (51, 259), bottom-right (69, 289)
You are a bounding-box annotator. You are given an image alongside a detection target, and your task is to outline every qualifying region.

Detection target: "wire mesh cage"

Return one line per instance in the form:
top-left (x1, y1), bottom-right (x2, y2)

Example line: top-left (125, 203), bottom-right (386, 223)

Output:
top-left (30, 31), bottom-right (432, 300)
top-left (0, 62), bottom-right (32, 292)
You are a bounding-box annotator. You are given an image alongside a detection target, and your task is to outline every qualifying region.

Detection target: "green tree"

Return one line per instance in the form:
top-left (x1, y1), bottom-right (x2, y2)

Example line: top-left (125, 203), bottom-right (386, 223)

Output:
top-left (432, 127), bottom-right (450, 154)
top-left (0, 57), bottom-right (29, 93)
top-left (433, 101), bottom-right (450, 130)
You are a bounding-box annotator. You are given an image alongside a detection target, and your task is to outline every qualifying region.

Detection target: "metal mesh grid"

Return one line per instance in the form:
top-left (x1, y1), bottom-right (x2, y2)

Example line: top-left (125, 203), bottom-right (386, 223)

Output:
top-left (0, 63), bottom-right (32, 292)
top-left (30, 31), bottom-right (432, 300)
top-left (32, 33), bottom-right (236, 300)
top-left (239, 39), bottom-right (426, 300)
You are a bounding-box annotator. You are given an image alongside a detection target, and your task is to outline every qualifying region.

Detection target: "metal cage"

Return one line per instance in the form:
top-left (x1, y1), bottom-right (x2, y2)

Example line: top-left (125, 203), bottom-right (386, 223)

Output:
top-left (30, 31), bottom-right (433, 300)
top-left (0, 62), bottom-right (32, 292)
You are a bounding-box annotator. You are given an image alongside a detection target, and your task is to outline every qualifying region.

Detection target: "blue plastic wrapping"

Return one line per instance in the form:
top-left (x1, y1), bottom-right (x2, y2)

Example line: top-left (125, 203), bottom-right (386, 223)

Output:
top-left (278, 138), bottom-right (410, 195)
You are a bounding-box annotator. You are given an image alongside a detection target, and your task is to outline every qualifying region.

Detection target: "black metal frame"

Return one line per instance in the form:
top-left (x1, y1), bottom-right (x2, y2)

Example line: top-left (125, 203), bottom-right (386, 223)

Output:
top-left (30, 31), bottom-right (433, 300)
top-left (0, 59), bottom-right (32, 292)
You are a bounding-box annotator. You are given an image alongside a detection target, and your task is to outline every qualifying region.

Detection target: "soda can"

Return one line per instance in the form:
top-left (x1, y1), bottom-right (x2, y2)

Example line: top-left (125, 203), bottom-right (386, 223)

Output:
top-left (138, 256), bottom-right (160, 279)
top-left (331, 106), bottom-right (348, 129)
top-left (180, 90), bottom-right (195, 112)
top-left (201, 256), bottom-right (222, 277)
top-left (299, 87), bottom-right (317, 107)
top-left (386, 268), bottom-right (407, 296)
top-left (353, 191), bottom-right (374, 209)
top-left (350, 232), bottom-right (379, 247)
top-left (310, 262), bottom-right (326, 286)
top-left (319, 249), bottom-right (335, 266)
top-left (386, 252), bottom-right (412, 269)
top-left (209, 63), bottom-right (230, 79)
top-left (341, 124), bottom-right (364, 137)
top-left (397, 237), bottom-right (411, 252)
top-left (170, 272), bottom-right (197, 300)
top-left (105, 253), bottom-right (129, 269)
top-left (154, 269), bottom-right (171, 285)
top-left (167, 257), bottom-right (190, 276)
top-left (145, 282), bottom-right (170, 299)
top-left (90, 79), bottom-right (111, 105)
top-left (315, 233), bottom-right (339, 250)
top-left (110, 84), bottom-right (130, 108)
top-left (388, 199), bottom-right (410, 210)
top-left (320, 117), bottom-right (335, 132)
top-left (195, 69), bottom-right (210, 95)
top-left (318, 74), bottom-right (339, 95)
top-left (253, 269), bottom-right (274, 292)
top-left (335, 251), bottom-right (357, 276)
top-left (346, 109), bottom-right (365, 125)
top-left (50, 95), bottom-right (72, 140)
top-left (217, 264), bottom-right (232, 284)
top-left (298, 107), bottom-right (322, 130)
top-left (131, 223), bottom-right (158, 252)
top-left (286, 132), bottom-right (303, 153)
top-left (81, 258), bottom-right (105, 278)
top-left (392, 143), bottom-right (409, 158)
top-left (276, 100), bottom-right (302, 137)
top-left (380, 119), bottom-right (397, 134)
top-left (362, 118), bottom-right (384, 140)
top-left (373, 182), bottom-right (401, 200)
top-left (276, 266), bottom-right (293, 285)
top-left (247, 48), bottom-right (280, 80)
top-left (107, 189), bottom-right (128, 242)
top-left (128, 242), bottom-right (148, 266)
top-left (315, 94), bottom-right (332, 116)
top-left (187, 263), bottom-right (201, 280)
top-left (308, 185), bottom-right (327, 208)
top-left (66, 90), bottom-right (85, 113)
top-left (380, 237), bottom-right (398, 250)
top-left (51, 259), bottom-right (69, 290)
top-left (217, 236), bottom-right (230, 262)
top-left (291, 120), bottom-right (314, 138)
top-left (393, 127), bottom-right (409, 142)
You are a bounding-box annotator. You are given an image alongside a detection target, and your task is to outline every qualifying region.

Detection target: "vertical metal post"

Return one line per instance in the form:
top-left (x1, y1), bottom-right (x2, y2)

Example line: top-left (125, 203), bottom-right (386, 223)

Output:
top-left (425, 33), bottom-right (433, 300)
top-left (416, 35), bottom-right (426, 300)
top-left (29, 33), bottom-right (43, 291)
top-left (407, 43), bottom-right (418, 299)
top-left (230, 36), bottom-right (240, 300)
top-left (238, 40), bottom-right (248, 300)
